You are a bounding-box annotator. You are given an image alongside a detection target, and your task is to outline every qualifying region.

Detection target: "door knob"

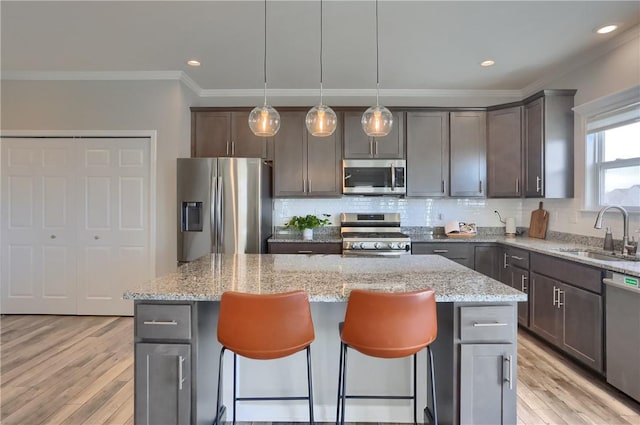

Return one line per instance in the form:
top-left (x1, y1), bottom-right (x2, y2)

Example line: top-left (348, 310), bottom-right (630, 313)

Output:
top-left (94, 236), bottom-right (100, 240)
top-left (50, 235), bottom-right (56, 239)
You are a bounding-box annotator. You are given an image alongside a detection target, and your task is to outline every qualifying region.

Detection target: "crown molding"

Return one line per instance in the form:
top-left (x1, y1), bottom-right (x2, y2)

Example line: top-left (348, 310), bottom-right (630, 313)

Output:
top-left (1, 70), bottom-right (184, 81)
top-left (522, 24), bottom-right (640, 97)
top-left (197, 88), bottom-right (523, 99)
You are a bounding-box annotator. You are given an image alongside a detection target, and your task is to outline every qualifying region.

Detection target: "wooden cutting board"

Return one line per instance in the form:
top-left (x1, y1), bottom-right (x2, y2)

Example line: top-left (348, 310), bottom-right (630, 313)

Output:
top-left (529, 201), bottom-right (549, 239)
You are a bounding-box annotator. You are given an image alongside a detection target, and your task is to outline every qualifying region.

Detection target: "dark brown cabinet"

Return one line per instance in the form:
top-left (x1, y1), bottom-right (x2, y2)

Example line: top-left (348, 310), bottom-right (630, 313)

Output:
top-left (530, 253), bottom-right (603, 372)
top-left (450, 111), bottom-right (486, 197)
top-left (406, 111), bottom-right (449, 197)
top-left (499, 247), bottom-right (530, 328)
top-left (474, 245), bottom-right (501, 280)
top-left (487, 106), bottom-right (523, 197)
top-left (523, 91), bottom-right (575, 198)
top-left (191, 110), bottom-right (269, 159)
top-left (343, 111), bottom-right (404, 159)
top-left (412, 242), bottom-right (473, 268)
top-left (268, 242), bottom-right (342, 254)
top-left (273, 111), bottom-right (342, 198)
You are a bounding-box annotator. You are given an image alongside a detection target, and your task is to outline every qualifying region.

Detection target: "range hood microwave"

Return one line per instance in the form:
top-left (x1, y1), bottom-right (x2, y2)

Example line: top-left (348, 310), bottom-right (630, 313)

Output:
top-left (342, 159), bottom-right (406, 195)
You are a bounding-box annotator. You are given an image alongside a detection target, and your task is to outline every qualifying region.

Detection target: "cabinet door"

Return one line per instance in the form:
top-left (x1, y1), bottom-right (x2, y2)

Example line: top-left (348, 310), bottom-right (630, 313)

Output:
top-left (406, 112), bottom-right (449, 197)
top-left (307, 127), bottom-right (342, 197)
top-left (561, 283), bottom-right (603, 372)
top-left (343, 111), bottom-right (374, 158)
top-left (474, 245), bottom-right (501, 281)
top-left (192, 112), bottom-right (231, 157)
top-left (487, 107), bottom-right (522, 197)
top-left (524, 98), bottom-right (544, 197)
top-left (460, 344), bottom-right (516, 425)
top-left (230, 111), bottom-right (268, 158)
top-left (269, 242), bottom-right (342, 254)
top-left (450, 111), bottom-right (486, 197)
top-left (511, 267), bottom-right (530, 328)
top-left (530, 272), bottom-right (562, 346)
top-left (135, 343), bottom-right (191, 425)
top-left (373, 112), bottom-right (404, 158)
top-left (273, 112), bottom-right (307, 197)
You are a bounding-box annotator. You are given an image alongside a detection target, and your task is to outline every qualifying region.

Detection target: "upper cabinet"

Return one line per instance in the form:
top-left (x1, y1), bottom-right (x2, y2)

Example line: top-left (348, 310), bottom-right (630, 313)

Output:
top-left (273, 111), bottom-right (342, 198)
top-left (407, 111), bottom-right (486, 198)
top-left (450, 111), bottom-right (487, 197)
top-left (343, 111), bottom-right (404, 159)
top-left (523, 91), bottom-right (576, 198)
top-left (406, 111), bottom-right (449, 197)
top-left (191, 110), bottom-right (270, 159)
top-left (487, 106), bottom-right (523, 198)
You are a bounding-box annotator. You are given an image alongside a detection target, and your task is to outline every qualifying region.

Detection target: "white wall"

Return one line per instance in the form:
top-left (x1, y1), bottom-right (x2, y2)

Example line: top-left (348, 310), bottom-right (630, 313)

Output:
top-left (1, 79), bottom-right (197, 276)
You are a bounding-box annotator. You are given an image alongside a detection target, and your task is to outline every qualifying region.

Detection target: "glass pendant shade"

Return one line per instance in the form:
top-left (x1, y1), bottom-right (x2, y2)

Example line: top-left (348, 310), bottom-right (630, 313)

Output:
top-left (306, 104), bottom-right (337, 137)
top-left (362, 104), bottom-right (393, 137)
top-left (248, 104), bottom-right (280, 137)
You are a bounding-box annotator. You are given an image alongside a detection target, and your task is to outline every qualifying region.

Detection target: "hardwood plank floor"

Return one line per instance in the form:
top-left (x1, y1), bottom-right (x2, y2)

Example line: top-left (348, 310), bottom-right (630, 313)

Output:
top-left (1, 315), bottom-right (639, 424)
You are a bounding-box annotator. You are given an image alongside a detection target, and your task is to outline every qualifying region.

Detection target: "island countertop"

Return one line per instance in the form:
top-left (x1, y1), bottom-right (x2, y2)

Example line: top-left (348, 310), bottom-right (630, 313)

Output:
top-left (124, 253), bottom-right (526, 303)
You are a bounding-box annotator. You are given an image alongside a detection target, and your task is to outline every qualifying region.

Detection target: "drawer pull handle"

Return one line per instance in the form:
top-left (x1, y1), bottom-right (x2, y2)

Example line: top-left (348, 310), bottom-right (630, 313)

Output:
top-left (297, 250), bottom-right (313, 254)
top-left (503, 252), bottom-right (508, 268)
top-left (433, 249), bottom-right (449, 253)
top-left (143, 320), bottom-right (178, 326)
top-left (511, 255), bottom-right (524, 261)
top-left (473, 322), bottom-right (508, 327)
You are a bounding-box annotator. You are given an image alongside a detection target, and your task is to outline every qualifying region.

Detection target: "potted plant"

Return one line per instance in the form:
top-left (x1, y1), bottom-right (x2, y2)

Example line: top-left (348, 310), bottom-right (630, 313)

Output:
top-left (284, 214), bottom-right (331, 240)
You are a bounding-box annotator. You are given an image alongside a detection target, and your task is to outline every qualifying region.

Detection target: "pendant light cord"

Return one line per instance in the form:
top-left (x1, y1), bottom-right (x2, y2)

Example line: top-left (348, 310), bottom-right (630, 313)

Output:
top-left (319, 0), bottom-right (324, 104)
top-left (263, 0), bottom-right (268, 106)
top-left (375, 0), bottom-right (380, 106)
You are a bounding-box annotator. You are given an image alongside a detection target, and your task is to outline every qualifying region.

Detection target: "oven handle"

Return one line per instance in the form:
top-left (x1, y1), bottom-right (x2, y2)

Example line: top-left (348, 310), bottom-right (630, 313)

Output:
top-left (391, 164), bottom-right (396, 191)
top-left (342, 249), bottom-right (411, 257)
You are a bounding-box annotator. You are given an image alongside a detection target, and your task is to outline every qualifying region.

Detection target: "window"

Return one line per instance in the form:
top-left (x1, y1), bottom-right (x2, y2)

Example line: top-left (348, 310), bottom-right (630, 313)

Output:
top-left (586, 103), bottom-right (640, 210)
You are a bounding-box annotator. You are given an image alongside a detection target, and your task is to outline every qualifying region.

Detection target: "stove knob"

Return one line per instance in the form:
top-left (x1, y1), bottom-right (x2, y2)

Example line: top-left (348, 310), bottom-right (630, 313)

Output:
top-left (389, 242), bottom-right (399, 249)
top-left (374, 242), bottom-right (383, 249)
top-left (352, 242), bottom-right (361, 249)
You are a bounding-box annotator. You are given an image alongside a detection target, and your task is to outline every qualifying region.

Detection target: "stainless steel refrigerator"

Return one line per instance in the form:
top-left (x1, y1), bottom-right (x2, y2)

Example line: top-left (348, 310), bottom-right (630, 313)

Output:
top-left (177, 158), bottom-right (272, 262)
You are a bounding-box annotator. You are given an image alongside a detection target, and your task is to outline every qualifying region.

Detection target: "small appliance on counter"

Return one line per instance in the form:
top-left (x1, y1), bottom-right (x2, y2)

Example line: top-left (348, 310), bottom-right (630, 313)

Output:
top-left (494, 210), bottom-right (517, 237)
top-left (341, 213), bottom-right (411, 256)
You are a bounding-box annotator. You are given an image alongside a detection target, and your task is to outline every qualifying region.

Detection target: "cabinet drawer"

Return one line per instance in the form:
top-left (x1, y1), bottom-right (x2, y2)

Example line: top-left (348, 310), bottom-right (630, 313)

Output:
top-left (530, 253), bottom-right (602, 294)
top-left (412, 243), bottom-right (471, 259)
top-left (505, 247), bottom-right (529, 269)
top-left (136, 304), bottom-right (192, 340)
top-left (460, 306), bottom-right (516, 343)
top-left (269, 242), bottom-right (342, 254)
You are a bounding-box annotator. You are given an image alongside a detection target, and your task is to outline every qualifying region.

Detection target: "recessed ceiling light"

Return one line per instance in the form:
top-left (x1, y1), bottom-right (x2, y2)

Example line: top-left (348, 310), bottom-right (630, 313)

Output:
top-left (595, 24), bottom-right (618, 34)
top-left (480, 60), bottom-right (495, 67)
top-left (187, 60), bottom-right (201, 67)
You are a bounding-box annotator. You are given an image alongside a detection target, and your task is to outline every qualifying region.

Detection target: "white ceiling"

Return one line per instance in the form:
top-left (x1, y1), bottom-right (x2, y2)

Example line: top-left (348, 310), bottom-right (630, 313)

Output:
top-left (1, 1), bottom-right (639, 96)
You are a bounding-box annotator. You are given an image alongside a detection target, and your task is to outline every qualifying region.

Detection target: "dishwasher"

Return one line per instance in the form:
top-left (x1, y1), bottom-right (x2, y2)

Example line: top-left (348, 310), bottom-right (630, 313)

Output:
top-left (604, 272), bottom-right (640, 403)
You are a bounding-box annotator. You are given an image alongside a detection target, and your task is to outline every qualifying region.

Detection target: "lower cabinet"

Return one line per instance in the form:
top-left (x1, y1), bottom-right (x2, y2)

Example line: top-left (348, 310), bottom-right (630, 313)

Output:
top-left (412, 242), bottom-right (473, 268)
top-left (268, 242), bottom-right (342, 254)
top-left (530, 253), bottom-right (603, 373)
top-left (474, 245), bottom-right (501, 280)
top-left (135, 343), bottom-right (191, 425)
top-left (460, 344), bottom-right (517, 425)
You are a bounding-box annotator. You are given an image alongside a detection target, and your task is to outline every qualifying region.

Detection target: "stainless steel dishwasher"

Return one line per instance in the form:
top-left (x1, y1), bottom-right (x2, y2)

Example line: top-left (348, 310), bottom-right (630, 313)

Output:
top-left (604, 272), bottom-right (640, 402)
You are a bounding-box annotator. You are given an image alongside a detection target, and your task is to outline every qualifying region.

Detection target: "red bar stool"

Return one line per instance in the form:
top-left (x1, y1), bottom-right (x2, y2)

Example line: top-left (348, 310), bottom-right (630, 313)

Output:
top-left (336, 288), bottom-right (438, 425)
top-left (215, 290), bottom-right (315, 425)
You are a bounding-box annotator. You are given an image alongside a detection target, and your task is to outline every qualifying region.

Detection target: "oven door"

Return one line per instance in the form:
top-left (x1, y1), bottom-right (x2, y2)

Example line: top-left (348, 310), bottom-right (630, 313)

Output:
top-left (343, 159), bottom-right (406, 194)
top-left (342, 249), bottom-right (409, 257)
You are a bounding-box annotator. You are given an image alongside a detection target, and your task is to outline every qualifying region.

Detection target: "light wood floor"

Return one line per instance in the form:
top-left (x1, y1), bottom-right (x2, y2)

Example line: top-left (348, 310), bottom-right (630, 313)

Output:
top-left (1, 316), bottom-right (639, 425)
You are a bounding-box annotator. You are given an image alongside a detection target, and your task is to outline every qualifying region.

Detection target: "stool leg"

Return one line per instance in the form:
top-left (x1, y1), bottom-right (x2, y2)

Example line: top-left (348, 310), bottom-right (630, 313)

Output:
top-left (306, 346), bottom-right (315, 424)
top-left (214, 347), bottom-right (225, 425)
top-left (428, 345), bottom-right (438, 425)
top-left (233, 352), bottom-right (238, 425)
top-left (336, 339), bottom-right (345, 424)
top-left (340, 343), bottom-right (348, 425)
top-left (413, 352), bottom-right (418, 425)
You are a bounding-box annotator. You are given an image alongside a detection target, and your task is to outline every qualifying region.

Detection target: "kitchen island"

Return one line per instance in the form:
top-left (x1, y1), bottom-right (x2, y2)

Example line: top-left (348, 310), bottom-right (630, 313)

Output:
top-left (125, 254), bottom-right (526, 425)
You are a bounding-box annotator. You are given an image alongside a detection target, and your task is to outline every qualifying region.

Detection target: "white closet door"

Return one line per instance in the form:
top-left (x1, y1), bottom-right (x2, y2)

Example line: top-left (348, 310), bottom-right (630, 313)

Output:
top-left (76, 138), bottom-right (150, 316)
top-left (1, 139), bottom-right (77, 314)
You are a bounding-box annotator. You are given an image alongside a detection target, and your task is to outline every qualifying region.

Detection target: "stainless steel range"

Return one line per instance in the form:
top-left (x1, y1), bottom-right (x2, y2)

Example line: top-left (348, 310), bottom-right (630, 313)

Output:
top-left (341, 213), bottom-right (411, 256)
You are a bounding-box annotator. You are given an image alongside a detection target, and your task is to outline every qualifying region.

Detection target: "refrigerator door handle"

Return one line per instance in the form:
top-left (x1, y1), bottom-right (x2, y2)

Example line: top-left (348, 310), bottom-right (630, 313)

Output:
top-left (217, 176), bottom-right (224, 250)
top-left (210, 173), bottom-right (217, 254)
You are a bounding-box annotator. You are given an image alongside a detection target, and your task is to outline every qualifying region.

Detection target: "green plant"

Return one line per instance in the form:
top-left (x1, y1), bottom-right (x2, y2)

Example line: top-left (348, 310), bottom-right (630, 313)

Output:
top-left (284, 214), bottom-right (331, 231)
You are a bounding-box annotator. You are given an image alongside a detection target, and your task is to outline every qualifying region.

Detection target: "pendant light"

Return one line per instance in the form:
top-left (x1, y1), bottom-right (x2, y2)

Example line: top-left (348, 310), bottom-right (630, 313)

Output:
top-left (248, 0), bottom-right (280, 137)
top-left (305, 0), bottom-right (337, 137)
top-left (361, 0), bottom-right (393, 137)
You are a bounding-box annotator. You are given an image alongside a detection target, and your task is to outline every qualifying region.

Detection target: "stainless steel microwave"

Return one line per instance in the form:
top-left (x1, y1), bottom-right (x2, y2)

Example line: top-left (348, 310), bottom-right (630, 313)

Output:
top-left (343, 159), bottom-right (406, 195)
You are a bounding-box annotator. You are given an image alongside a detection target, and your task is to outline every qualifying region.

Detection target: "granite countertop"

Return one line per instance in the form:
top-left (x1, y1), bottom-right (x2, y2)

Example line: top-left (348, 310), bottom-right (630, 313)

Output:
top-left (124, 254), bottom-right (526, 303)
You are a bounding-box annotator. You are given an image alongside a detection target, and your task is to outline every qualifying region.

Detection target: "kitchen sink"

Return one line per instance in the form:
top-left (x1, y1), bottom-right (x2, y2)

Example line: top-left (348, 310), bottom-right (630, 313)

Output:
top-left (557, 249), bottom-right (639, 262)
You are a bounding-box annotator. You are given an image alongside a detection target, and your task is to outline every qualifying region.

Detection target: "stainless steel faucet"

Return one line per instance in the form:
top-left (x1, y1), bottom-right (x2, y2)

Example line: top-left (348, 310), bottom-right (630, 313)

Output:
top-left (594, 205), bottom-right (631, 255)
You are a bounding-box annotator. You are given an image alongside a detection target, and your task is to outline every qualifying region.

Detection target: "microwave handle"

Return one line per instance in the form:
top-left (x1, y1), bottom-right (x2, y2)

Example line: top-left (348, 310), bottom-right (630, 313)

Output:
top-left (391, 164), bottom-right (396, 191)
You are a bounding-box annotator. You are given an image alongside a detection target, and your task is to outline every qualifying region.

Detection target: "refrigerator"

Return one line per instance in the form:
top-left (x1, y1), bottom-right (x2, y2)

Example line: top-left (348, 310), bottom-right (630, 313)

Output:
top-left (177, 158), bottom-right (272, 262)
